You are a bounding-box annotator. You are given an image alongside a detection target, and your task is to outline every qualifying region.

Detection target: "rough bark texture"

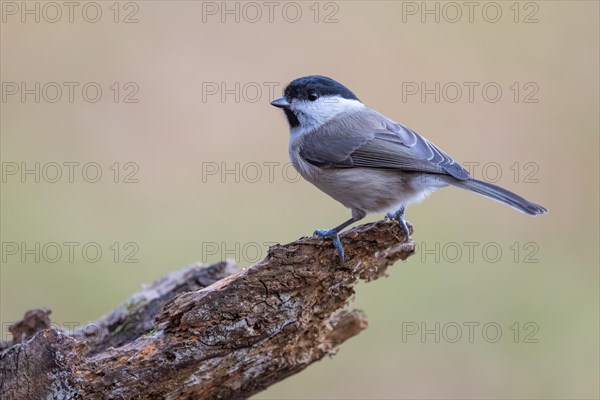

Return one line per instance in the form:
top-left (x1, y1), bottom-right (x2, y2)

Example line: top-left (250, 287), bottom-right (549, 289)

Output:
top-left (0, 220), bottom-right (415, 400)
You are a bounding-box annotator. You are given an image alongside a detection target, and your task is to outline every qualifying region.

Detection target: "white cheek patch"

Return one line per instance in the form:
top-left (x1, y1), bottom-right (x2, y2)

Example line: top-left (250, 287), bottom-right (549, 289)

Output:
top-left (292, 96), bottom-right (364, 133)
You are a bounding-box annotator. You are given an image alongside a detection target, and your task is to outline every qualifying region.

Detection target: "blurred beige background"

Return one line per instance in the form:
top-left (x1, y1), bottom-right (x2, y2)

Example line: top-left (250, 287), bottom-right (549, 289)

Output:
top-left (1, 1), bottom-right (598, 398)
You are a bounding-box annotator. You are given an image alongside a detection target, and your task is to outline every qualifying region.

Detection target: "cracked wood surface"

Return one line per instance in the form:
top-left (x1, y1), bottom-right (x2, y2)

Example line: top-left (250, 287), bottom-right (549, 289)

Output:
top-left (0, 220), bottom-right (415, 400)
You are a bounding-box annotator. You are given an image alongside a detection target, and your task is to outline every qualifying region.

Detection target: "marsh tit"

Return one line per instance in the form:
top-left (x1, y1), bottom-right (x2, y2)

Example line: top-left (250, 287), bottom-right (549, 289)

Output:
top-left (271, 75), bottom-right (546, 263)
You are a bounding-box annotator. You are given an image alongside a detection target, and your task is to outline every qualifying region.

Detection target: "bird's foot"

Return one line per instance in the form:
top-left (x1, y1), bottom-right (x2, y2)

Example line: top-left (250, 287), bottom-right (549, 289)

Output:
top-left (396, 215), bottom-right (410, 238)
top-left (386, 209), bottom-right (410, 239)
top-left (314, 228), bottom-right (345, 264)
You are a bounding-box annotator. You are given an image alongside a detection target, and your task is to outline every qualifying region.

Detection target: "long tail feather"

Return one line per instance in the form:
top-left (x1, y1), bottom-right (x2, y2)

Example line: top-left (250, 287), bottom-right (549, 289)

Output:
top-left (449, 178), bottom-right (547, 215)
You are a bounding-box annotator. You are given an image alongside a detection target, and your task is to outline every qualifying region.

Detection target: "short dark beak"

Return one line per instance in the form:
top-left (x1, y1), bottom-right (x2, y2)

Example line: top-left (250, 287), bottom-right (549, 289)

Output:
top-left (270, 97), bottom-right (290, 108)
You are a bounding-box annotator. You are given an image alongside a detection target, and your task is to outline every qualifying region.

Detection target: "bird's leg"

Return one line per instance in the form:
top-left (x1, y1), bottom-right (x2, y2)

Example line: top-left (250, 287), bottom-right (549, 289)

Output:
top-left (314, 209), bottom-right (366, 264)
top-left (386, 205), bottom-right (410, 238)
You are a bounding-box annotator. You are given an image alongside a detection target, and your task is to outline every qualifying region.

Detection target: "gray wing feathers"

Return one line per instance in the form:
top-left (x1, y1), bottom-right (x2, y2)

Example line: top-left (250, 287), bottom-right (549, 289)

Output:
top-left (380, 121), bottom-right (470, 179)
top-left (298, 109), bottom-right (470, 180)
top-left (299, 120), bottom-right (372, 167)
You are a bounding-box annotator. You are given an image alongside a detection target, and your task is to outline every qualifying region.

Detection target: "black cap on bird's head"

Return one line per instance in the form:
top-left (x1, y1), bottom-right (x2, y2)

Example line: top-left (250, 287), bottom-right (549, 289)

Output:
top-left (270, 76), bottom-right (361, 129)
top-left (284, 75), bottom-right (360, 103)
top-left (270, 75), bottom-right (360, 109)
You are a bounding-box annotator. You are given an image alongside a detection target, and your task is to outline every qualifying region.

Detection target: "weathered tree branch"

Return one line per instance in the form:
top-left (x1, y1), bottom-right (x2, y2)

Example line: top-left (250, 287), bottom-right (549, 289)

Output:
top-left (0, 220), bottom-right (415, 400)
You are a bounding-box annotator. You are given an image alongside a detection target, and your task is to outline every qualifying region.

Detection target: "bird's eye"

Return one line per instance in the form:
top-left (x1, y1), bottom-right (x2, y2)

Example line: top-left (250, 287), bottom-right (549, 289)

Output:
top-left (307, 90), bottom-right (319, 101)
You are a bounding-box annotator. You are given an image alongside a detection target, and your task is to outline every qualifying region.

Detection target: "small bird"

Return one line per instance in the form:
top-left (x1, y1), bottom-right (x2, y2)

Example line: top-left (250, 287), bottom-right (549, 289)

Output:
top-left (271, 75), bottom-right (546, 263)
